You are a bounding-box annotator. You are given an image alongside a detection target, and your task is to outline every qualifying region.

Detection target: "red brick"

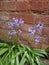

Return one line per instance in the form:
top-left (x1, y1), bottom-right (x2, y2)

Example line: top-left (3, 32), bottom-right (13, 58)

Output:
top-left (42, 36), bottom-right (49, 45)
top-left (29, 0), bottom-right (49, 13)
top-left (3, 2), bottom-right (16, 11)
top-left (16, 1), bottom-right (30, 11)
top-left (0, 2), bottom-right (4, 10)
top-left (3, 0), bottom-right (16, 2)
top-left (42, 27), bottom-right (49, 36)
top-left (0, 22), bottom-right (9, 30)
top-left (0, 29), bottom-right (10, 41)
top-left (36, 14), bottom-right (49, 25)
top-left (9, 13), bottom-right (36, 24)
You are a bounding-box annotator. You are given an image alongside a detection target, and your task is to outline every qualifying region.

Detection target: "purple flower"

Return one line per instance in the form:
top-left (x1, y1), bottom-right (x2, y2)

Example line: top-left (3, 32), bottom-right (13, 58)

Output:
top-left (36, 23), bottom-right (43, 33)
top-left (19, 18), bottom-right (24, 26)
top-left (35, 36), bottom-right (40, 44)
top-left (18, 29), bottom-right (22, 35)
top-left (8, 30), bottom-right (17, 35)
top-left (36, 23), bottom-right (43, 29)
top-left (28, 28), bottom-right (36, 35)
top-left (8, 22), bottom-right (14, 29)
top-left (12, 17), bottom-right (24, 27)
top-left (14, 17), bottom-right (19, 27)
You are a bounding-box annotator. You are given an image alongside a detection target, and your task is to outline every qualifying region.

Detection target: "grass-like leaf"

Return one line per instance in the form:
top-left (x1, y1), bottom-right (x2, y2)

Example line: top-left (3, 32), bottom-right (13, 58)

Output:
top-left (0, 42), bottom-right (47, 65)
top-left (0, 48), bottom-right (8, 56)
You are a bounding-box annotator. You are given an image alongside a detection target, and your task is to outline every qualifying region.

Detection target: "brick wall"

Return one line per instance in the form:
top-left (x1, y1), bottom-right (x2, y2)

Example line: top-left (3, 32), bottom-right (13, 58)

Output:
top-left (0, 0), bottom-right (49, 49)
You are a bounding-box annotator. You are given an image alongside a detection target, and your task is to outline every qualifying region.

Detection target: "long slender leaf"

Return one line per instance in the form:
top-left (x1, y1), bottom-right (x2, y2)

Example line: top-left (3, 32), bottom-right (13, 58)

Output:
top-left (0, 48), bottom-right (8, 56)
top-left (19, 52), bottom-right (27, 65)
top-left (0, 43), bottom-right (9, 47)
top-left (16, 56), bottom-right (19, 65)
top-left (35, 57), bottom-right (40, 65)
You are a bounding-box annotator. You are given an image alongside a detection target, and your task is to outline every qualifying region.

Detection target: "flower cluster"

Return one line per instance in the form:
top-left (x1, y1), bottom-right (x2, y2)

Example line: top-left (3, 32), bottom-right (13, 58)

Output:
top-left (28, 23), bottom-right (44, 44)
top-left (8, 17), bottom-right (24, 29)
top-left (28, 23), bottom-right (43, 35)
top-left (7, 17), bottom-right (43, 44)
top-left (8, 17), bottom-right (24, 39)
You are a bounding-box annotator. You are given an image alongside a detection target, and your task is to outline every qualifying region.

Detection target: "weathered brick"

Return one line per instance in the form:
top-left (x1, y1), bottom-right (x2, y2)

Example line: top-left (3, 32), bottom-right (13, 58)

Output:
top-left (0, 22), bottom-right (9, 29)
top-left (0, 1), bottom-right (4, 10)
top-left (42, 36), bottom-right (49, 45)
top-left (36, 14), bottom-right (49, 25)
top-left (29, 0), bottom-right (49, 13)
top-left (16, 1), bottom-right (30, 11)
top-left (0, 29), bottom-right (10, 41)
top-left (0, 12), bottom-right (10, 21)
top-left (3, 0), bottom-right (16, 2)
top-left (42, 27), bottom-right (49, 36)
top-left (3, 2), bottom-right (16, 11)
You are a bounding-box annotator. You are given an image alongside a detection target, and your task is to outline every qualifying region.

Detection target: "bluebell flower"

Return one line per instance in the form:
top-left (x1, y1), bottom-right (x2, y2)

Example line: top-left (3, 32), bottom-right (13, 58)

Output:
top-left (36, 23), bottom-right (43, 33)
top-left (35, 36), bottom-right (40, 44)
top-left (8, 30), bottom-right (17, 35)
top-left (18, 29), bottom-right (22, 35)
top-left (19, 18), bottom-right (24, 26)
top-left (36, 23), bottom-right (43, 29)
top-left (14, 17), bottom-right (19, 27)
top-left (8, 22), bottom-right (14, 29)
top-left (28, 28), bottom-right (36, 35)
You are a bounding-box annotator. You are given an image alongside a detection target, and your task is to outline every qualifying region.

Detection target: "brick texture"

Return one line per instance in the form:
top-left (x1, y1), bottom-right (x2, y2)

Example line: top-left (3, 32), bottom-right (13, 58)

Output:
top-left (42, 27), bottom-right (49, 36)
top-left (29, 0), bottom-right (49, 13)
top-left (36, 15), bottom-right (49, 25)
top-left (0, 2), bottom-right (4, 10)
top-left (0, 0), bottom-right (49, 49)
top-left (0, 0), bottom-right (49, 13)
top-left (4, 2), bottom-right (16, 11)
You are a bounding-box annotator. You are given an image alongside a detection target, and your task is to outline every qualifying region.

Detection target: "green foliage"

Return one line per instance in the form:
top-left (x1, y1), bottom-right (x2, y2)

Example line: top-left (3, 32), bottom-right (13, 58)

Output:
top-left (0, 42), bottom-right (47, 65)
top-left (45, 47), bottom-right (49, 59)
top-left (45, 47), bottom-right (49, 53)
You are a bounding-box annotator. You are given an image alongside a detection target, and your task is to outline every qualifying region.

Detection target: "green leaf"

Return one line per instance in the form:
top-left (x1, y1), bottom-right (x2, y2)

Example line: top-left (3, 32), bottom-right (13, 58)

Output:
top-left (0, 43), bottom-right (9, 47)
top-left (0, 48), bottom-right (8, 56)
top-left (35, 57), bottom-right (40, 65)
top-left (1, 52), bottom-right (9, 65)
top-left (16, 56), bottom-right (19, 65)
top-left (31, 58), bottom-right (35, 65)
top-left (2, 45), bottom-right (15, 64)
top-left (10, 51), bottom-right (15, 65)
top-left (19, 52), bottom-right (27, 65)
top-left (20, 58), bottom-right (26, 65)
